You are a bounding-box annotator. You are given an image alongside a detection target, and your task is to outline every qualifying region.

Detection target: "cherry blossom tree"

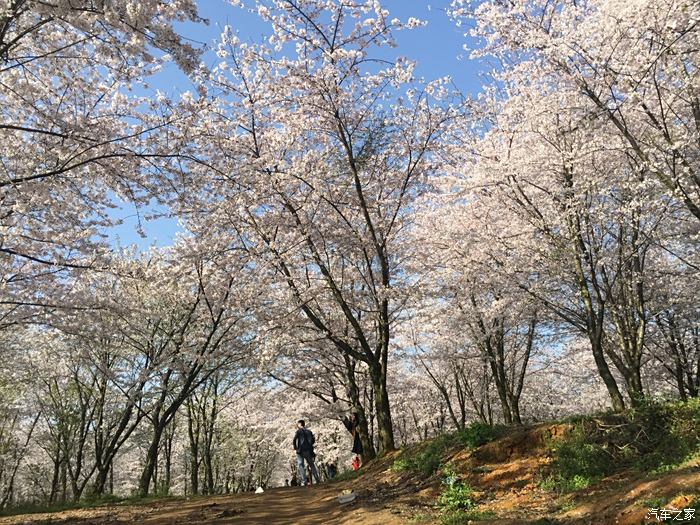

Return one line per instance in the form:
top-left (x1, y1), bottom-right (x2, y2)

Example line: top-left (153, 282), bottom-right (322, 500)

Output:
top-left (0, 0), bottom-right (203, 326)
top-left (452, 0), bottom-right (700, 221)
top-left (178, 0), bottom-right (458, 454)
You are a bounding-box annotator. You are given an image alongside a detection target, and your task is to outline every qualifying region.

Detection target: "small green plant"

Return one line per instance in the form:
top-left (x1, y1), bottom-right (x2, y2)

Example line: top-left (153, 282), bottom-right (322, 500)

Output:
top-left (437, 481), bottom-right (474, 511)
top-left (538, 472), bottom-right (595, 493)
top-left (439, 511), bottom-right (466, 525)
top-left (554, 428), bottom-right (611, 481)
top-left (437, 466), bottom-right (475, 513)
top-left (641, 496), bottom-right (667, 508)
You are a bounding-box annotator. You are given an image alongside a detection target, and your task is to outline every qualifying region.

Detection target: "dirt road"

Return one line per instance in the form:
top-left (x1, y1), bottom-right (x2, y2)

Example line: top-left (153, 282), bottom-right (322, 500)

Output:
top-left (0, 484), bottom-right (410, 525)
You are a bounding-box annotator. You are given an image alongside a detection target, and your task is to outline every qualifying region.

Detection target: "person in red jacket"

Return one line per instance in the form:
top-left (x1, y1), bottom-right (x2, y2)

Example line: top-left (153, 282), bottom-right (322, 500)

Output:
top-left (342, 411), bottom-right (364, 468)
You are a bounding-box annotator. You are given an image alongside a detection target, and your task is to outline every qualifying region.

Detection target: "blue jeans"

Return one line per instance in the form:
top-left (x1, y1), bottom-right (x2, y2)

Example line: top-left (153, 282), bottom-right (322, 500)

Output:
top-left (296, 451), bottom-right (320, 485)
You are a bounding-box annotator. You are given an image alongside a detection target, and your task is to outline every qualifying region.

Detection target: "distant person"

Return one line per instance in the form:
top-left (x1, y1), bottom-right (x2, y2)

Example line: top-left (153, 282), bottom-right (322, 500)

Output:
top-left (342, 410), bottom-right (364, 468)
top-left (293, 419), bottom-right (320, 486)
top-left (327, 462), bottom-right (338, 479)
top-left (285, 479), bottom-right (289, 487)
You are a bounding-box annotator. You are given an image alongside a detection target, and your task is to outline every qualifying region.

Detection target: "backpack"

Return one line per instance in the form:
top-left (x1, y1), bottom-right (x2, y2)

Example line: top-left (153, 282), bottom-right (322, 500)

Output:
top-left (298, 428), bottom-right (315, 452)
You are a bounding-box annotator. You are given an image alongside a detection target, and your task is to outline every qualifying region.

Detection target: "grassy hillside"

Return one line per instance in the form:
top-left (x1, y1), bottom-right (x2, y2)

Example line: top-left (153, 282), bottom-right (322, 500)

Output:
top-left (340, 398), bottom-right (700, 524)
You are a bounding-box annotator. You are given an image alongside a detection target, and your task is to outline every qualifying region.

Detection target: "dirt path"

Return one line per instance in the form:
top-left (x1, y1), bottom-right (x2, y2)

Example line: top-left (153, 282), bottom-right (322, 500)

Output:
top-left (0, 484), bottom-right (409, 525)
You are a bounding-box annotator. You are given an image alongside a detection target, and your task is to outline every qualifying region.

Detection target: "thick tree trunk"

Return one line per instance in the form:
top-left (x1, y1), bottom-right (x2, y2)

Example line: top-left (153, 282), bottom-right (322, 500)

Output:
top-left (369, 363), bottom-right (394, 454)
top-left (93, 465), bottom-right (108, 496)
top-left (343, 355), bottom-right (376, 460)
top-left (138, 425), bottom-right (164, 497)
top-left (590, 329), bottom-right (626, 411)
top-left (488, 345), bottom-right (514, 425)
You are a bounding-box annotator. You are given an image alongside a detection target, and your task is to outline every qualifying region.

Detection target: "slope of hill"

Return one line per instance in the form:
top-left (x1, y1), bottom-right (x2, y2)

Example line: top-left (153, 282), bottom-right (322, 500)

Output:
top-left (1, 400), bottom-right (698, 525)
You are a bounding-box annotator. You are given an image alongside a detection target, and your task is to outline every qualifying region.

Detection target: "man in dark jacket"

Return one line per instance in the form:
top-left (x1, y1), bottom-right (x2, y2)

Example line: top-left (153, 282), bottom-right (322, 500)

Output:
top-left (293, 419), bottom-right (320, 486)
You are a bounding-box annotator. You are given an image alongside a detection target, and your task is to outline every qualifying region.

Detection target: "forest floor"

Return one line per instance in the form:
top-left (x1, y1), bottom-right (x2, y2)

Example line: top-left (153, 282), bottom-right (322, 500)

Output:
top-left (2, 414), bottom-right (699, 524)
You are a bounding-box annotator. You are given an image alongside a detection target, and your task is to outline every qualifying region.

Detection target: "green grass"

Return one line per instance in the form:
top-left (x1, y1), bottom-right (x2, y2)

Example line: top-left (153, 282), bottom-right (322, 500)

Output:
top-left (537, 424), bottom-right (612, 493)
top-left (627, 398), bottom-right (700, 473)
top-left (391, 422), bottom-right (506, 476)
top-left (439, 509), bottom-right (496, 524)
top-left (538, 398), bottom-right (700, 494)
top-left (435, 463), bottom-right (496, 523)
top-left (641, 496), bottom-right (667, 508)
top-left (332, 468), bottom-right (363, 482)
top-left (408, 511), bottom-right (432, 522)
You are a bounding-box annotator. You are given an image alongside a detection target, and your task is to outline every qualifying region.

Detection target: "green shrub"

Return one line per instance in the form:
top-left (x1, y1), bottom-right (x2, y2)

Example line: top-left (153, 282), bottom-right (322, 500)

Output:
top-left (540, 399), bottom-right (700, 493)
top-left (538, 473), bottom-right (594, 493)
top-left (393, 434), bottom-right (456, 476)
top-left (626, 398), bottom-right (700, 472)
top-left (538, 424), bottom-right (612, 493)
top-left (391, 458), bottom-right (412, 472)
top-left (394, 422), bottom-right (505, 477)
top-left (554, 428), bottom-right (612, 480)
top-left (437, 480), bottom-right (475, 511)
top-left (415, 439), bottom-right (446, 475)
top-left (457, 422), bottom-right (506, 449)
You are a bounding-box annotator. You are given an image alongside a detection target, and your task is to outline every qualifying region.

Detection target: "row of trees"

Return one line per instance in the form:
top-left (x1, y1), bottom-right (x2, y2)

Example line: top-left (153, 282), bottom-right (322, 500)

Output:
top-left (0, 0), bottom-right (697, 508)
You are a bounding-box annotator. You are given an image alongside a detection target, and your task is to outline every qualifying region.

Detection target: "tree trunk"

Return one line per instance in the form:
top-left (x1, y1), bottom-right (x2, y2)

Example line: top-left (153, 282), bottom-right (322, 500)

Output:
top-left (590, 328), bottom-right (626, 411)
top-left (369, 363), bottom-right (394, 455)
top-left (138, 424), bottom-right (164, 497)
top-left (49, 457), bottom-right (60, 505)
top-left (343, 355), bottom-right (376, 460)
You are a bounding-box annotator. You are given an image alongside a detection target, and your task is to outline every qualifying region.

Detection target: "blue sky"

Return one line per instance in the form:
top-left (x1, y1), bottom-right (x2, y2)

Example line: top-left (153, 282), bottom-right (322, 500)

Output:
top-left (108, 0), bottom-right (486, 250)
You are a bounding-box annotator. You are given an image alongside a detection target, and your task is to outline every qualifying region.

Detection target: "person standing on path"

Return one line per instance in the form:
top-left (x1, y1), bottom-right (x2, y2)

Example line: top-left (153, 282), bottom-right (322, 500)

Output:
top-left (293, 419), bottom-right (320, 486)
top-left (342, 411), bottom-right (364, 468)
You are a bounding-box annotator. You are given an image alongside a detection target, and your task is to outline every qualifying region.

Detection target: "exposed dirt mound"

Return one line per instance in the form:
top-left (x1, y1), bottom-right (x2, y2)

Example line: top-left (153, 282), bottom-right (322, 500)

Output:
top-left (440, 424), bottom-right (699, 524)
